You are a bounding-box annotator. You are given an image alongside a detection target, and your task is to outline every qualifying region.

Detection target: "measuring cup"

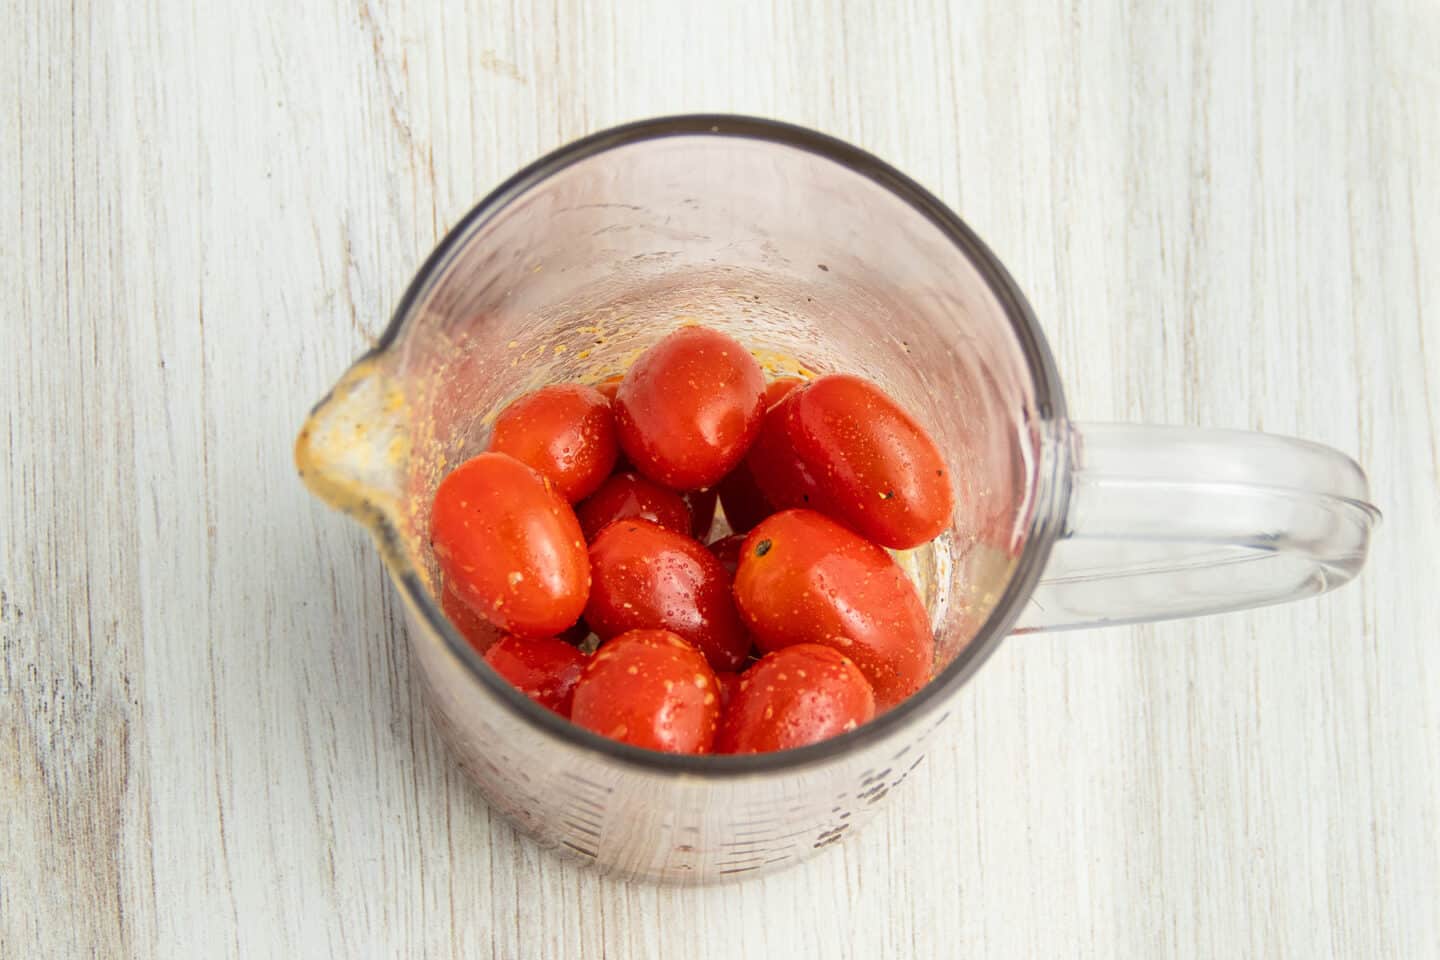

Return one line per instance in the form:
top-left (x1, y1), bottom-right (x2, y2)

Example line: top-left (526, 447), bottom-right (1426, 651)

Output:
top-left (296, 116), bottom-right (1378, 883)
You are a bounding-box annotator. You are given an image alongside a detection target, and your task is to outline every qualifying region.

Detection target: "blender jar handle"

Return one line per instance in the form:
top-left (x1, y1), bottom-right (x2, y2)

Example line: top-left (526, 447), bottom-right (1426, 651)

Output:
top-left (1014, 424), bottom-right (1380, 632)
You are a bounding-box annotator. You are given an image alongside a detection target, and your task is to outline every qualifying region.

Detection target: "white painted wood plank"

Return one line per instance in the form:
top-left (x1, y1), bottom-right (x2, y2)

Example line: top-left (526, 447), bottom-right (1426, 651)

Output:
top-left (3, 0), bottom-right (1436, 956)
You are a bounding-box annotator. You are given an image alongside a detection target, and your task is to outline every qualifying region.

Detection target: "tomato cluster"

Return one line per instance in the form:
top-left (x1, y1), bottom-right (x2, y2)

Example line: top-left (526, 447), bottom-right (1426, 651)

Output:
top-left (430, 325), bottom-right (952, 755)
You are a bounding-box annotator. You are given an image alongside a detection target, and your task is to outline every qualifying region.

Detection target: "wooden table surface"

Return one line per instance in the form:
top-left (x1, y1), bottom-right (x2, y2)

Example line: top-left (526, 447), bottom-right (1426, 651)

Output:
top-left (5, 2), bottom-right (1438, 956)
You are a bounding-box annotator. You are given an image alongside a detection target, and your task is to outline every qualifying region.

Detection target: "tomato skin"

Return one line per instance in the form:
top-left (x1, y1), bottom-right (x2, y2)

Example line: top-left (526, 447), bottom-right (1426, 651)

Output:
top-left (743, 388), bottom-right (826, 515)
top-left (749, 374), bottom-right (954, 549)
top-left (683, 487), bottom-right (718, 539)
top-left (430, 452), bottom-right (591, 638)
top-left (575, 471), bottom-right (692, 541)
top-left (483, 634), bottom-right (586, 716)
top-left (489, 384), bottom-right (618, 502)
top-left (706, 533), bottom-right (746, 579)
top-left (715, 644), bottom-right (875, 753)
top-left (585, 519), bottom-right (750, 671)
top-left (569, 629), bottom-right (719, 753)
top-left (614, 327), bottom-right (766, 490)
top-left (732, 509), bottom-right (933, 709)
top-left (441, 579), bottom-right (505, 653)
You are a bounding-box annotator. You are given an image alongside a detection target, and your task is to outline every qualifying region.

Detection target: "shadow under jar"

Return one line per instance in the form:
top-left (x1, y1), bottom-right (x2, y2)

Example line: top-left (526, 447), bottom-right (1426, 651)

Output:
top-left (296, 116), bottom-right (1378, 883)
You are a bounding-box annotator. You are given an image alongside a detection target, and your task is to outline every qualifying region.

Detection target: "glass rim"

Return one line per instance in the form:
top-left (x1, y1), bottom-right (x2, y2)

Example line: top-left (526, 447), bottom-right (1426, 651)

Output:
top-left (358, 114), bottom-right (1071, 777)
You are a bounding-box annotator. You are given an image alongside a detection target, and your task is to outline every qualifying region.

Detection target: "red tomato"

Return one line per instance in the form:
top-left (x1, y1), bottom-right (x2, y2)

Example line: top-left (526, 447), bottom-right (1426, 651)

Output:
top-left (614, 326), bottom-right (766, 489)
top-left (683, 487), bottom-right (718, 539)
top-left (569, 629), bottom-right (719, 753)
top-left (575, 471), bottom-right (692, 541)
top-left (483, 634), bottom-right (586, 715)
top-left (741, 389), bottom-right (821, 518)
top-left (489, 384), bottom-right (618, 502)
top-left (595, 374), bottom-right (624, 402)
top-left (715, 644), bottom-right (875, 753)
top-left (732, 509), bottom-right (933, 708)
top-left (430, 452), bottom-right (590, 638)
top-left (707, 533), bottom-right (746, 578)
top-left (714, 670), bottom-right (743, 712)
top-left (440, 578), bottom-right (505, 653)
top-left (585, 519), bottom-right (749, 671)
top-left (748, 375), bottom-right (954, 549)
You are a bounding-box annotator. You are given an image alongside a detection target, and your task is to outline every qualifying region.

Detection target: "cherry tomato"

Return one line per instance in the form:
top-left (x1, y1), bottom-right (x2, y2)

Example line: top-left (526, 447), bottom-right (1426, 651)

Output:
top-left (575, 471), bottom-right (692, 540)
top-left (488, 384), bottom-right (618, 502)
top-left (683, 487), bottom-right (718, 539)
top-left (748, 374), bottom-right (954, 549)
top-left (614, 326), bottom-right (766, 489)
top-left (707, 533), bottom-right (746, 578)
top-left (732, 509), bottom-right (933, 708)
top-left (430, 452), bottom-right (590, 638)
top-left (595, 373), bottom-right (624, 402)
top-left (483, 634), bottom-right (586, 715)
top-left (715, 644), bottom-right (876, 753)
top-left (440, 578), bottom-right (505, 653)
top-left (569, 629), bottom-right (719, 753)
top-left (742, 390), bottom-right (819, 511)
top-left (585, 519), bottom-right (749, 671)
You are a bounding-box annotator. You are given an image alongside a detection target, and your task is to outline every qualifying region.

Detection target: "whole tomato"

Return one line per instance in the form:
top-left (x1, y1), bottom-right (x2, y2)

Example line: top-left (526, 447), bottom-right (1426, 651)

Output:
top-left (715, 644), bottom-right (875, 753)
top-left (440, 578), bottom-right (505, 653)
top-left (747, 374), bottom-right (954, 549)
top-left (732, 509), bottom-right (933, 708)
top-left (575, 471), bottom-right (692, 541)
top-left (430, 452), bottom-right (590, 638)
top-left (488, 384), bottom-right (618, 502)
top-left (483, 634), bottom-right (586, 716)
top-left (569, 629), bottom-right (720, 753)
top-left (585, 519), bottom-right (749, 671)
top-left (613, 326), bottom-right (766, 489)
top-left (741, 389), bottom-right (823, 516)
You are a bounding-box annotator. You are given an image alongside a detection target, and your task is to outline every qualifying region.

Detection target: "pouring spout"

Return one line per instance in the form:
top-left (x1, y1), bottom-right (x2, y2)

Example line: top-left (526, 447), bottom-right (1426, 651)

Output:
top-left (295, 357), bottom-right (412, 536)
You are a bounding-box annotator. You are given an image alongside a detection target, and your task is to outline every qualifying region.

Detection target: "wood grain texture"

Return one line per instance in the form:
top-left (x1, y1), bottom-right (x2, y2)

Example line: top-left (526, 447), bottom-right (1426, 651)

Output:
top-left (4, 0), bottom-right (1437, 956)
